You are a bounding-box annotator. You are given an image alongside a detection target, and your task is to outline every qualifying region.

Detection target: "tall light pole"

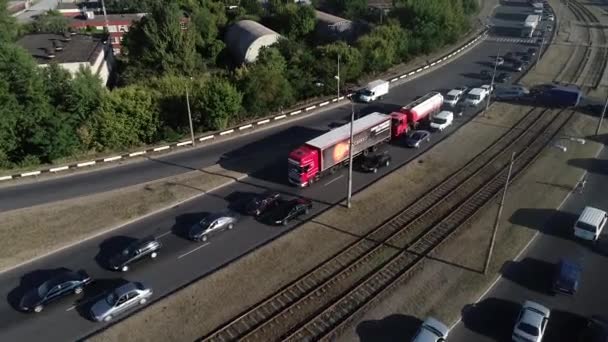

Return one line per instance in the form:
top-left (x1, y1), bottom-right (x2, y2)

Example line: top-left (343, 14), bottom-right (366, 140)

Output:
top-left (347, 93), bottom-right (354, 209)
top-left (484, 47), bottom-right (500, 117)
top-left (596, 93), bottom-right (608, 135)
top-left (484, 152), bottom-right (516, 275)
top-left (535, 35), bottom-right (546, 70)
top-left (185, 77), bottom-right (196, 147)
top-left (336, 54), bottom-right (340, 101)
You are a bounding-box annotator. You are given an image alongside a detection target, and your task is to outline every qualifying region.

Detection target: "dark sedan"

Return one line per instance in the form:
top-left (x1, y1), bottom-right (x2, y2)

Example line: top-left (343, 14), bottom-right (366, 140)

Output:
top-left (265, 198), bottom-right (313, 226)
top-left (19, 269), bottom-right (91, 313)
top-left (246, 192), bottom-right (281, 217)
top-left (358, 152), bottom-right (392, 173)
top-left (406, 130), bottom-right (431, 148)
top-left (496, 72), bottom-right (511, 83)
top-left (107, 236), bottom-right (162, 272)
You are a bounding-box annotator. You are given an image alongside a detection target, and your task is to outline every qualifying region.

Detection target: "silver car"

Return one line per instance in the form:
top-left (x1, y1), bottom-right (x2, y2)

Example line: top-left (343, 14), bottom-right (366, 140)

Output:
top-left (90, 281), bottom-right (152, 322)
top-left (188, 211), bottom-right (239, 242)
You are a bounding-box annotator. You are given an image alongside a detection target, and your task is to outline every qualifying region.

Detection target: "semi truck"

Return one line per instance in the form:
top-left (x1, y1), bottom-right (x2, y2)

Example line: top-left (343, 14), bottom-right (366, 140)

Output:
top-left (287, 112), bottom-right (408, 187)
top-left (522, 14), bottom-right (540, 38)
top-left (358, 80), bottom-right (389, 103)
top-left (392, 92), bottom-right (444, 129)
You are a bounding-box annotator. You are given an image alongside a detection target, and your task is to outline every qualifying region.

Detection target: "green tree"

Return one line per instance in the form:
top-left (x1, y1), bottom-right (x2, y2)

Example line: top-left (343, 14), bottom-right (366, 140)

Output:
top-left (276, 4), bottom-right (316, 39)
top-left (0, 80), bottom-right (20, 167)
top-left (91, 86), bottom-right (160, 149)
top-left (238, 47), bottom-right (294, 116)
top-left (0, 0), bottom-right (18, 42)
top-left (192, 76), bottom-right (242, 130)
top-left (326, 0), bottom-right (368, 19)
top-left (315, 41), bottom-right (363, 89)
top-left (276, 39), bottom-right (322, 99)
top-left (65, 67), bottom-right (105, 123)
top-left (28, 10), bottom-right (70, 33)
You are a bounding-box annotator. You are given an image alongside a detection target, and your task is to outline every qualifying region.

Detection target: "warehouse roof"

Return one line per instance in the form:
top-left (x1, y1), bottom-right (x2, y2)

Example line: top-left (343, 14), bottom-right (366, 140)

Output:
top-left (17, 33), bottom-right (104, 64)
top-left (225, 20), bottom-right (282, 63)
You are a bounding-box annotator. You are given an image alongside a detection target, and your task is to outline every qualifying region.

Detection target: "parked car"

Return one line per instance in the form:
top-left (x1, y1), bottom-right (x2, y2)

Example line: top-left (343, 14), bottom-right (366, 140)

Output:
top-left (527, 48), bottom-right (537, 56)
top-left (430, 111), bottom-right (454, 131)
top-left (19, 269), bottom-right (92, 313)
top-left (548, 14), bottom-right (554, 21)
top-left (493, 85), bottom-right (530, 101)
top-left (454, 86), bottom-right (469, 94)
top-left (573, 206), bottom-right (607, 242)
top-left (481, 84), bottom-right (494, 94)
top-left (578, 316), bottom-right (608, 342)
top-left (463, 88), bottom-right (489, 106)
top-left (245, 192), bottom-right (281, 217)
top-left (513, 61), bottom-right (524, 72)
top-left (480, 70), bottom-right (492, 80)
top-left (496, 72), bottom-right (511, 83)
top-left (265, 198), bottom-right (313, 226)
top-left (90, 281), bottom-right (152, 322)
top-left (411, 317), bottom-right (449, 342)
top-left (444, 89), bottom-right (464, 107)
top-left (188, 211), bottom-right (239, 242)
top-left (495, 56), bottom-right (504, 66)
top-left (358, 152), bottom-right (392, 173)
top-left (547, 24), bottom-right (553, 31)
top-left (552, 258), bottom-right (582, 295)
top-left (406, 130), bottom-right (431, 148)
top-left (504, 52), bottom-right (515, 61)
top-left (512, 300), bottom-right (551, 342)
top-left (107, 236), bottom-right (162, 272)
top-left (521, 54), bottom-right (532, 63)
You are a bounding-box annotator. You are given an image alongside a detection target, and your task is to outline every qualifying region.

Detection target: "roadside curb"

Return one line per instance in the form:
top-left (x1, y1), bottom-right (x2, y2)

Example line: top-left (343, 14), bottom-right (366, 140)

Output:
top-left (0, 29), bottom-right (488, 183)
top-left (0, 172), bottom-right (249, 275)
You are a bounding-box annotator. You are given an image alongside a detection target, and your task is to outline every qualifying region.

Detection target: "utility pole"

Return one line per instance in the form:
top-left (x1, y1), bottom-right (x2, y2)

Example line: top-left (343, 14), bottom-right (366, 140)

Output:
top-left (484, 152), bottom-right (516, 275)
top-left (484, 47), bottom-right (500, 117)
top-left (99, 0), bottom-right (110, 33)
top-left (337, 54), bottom-right (340, 101)
top-left (596, 93), bottom-right (608, 135)
top-left (186, 78), bottom-right (196, 147)
top-left (347, 95), bottom-right (354, 209)
top-left (535, 35), bottom-right (546, 70)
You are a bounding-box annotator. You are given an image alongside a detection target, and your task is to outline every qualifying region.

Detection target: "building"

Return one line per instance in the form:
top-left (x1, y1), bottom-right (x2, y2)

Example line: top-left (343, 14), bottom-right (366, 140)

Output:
top-left (315, 10), bottom-right (354, 41)
top-left (225, 20), bottom-right (282, 64)
top-left (17, 33), bottom-right (115, 86)
top-left (68, 12), bottom-right (146, 55)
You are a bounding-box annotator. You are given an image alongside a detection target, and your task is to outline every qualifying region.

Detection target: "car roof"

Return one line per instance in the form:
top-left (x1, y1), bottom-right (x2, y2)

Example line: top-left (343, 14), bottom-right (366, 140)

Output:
top-left (436, 111), bottom-right (453, 118)
top-left (113, 282), bottom-right (140, 296)
top-left (423, 317), bottom-right (449, 335)
top-left (469, 88), bottom-right (485, 95)
top-left (523, 300), bottom-right (551, 316)
top-left (447, 89), bottom-right (462, 96)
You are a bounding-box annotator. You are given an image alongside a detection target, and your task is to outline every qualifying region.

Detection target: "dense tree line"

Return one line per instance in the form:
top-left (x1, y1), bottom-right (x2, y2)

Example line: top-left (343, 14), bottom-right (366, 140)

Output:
top-left (0, 0), bottom-right (478, 168)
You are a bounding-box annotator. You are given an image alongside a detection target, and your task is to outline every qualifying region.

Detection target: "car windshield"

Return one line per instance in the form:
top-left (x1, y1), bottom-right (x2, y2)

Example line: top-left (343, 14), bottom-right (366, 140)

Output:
top-left (577, 221), bottom-right (597, 232)
top-left (361, 90), bottom-right (373, 96)
top-left (518, 322), bottom-right (540, 336)
top-left (106, 292), bottom-right (117, 306)
top-left (424, 325), bottom-right (444, 337)
top-left (37, 282), bottom-right (50, 297)
top-left (433, 117), bottom-right (447, 124)
top-left (468, 94), bottom-right (481, 100)
top-left (445, 95), bottom-right (456, 101)
top-left (412, 132), bottom-right (425, 139)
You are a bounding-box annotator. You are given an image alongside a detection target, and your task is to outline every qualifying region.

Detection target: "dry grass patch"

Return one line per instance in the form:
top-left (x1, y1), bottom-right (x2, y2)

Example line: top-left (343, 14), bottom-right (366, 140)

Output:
top-left (92, 102), bottom-right (533, 342)
top-left (337, 111), bottom-right (601, 341)
top-left (0, 165), bottom-right (245, 272)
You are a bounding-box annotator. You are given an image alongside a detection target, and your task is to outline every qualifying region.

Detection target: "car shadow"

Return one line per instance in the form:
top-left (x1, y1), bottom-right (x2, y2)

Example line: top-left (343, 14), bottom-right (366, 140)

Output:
top-left (95, 235), bottom-right (138, 269)
top-left (7, 267), bottom-right (72, 312)
top-left (356, 314), bottom-right (423, 342)
top-left (544, 310), bottom-right (588, 341)
top-left (509, 208), bottom-right (577, 240)
top-left (172, 212), bottom-right (211, 239)
top-left (461, 297), bottom-right (520, 341)
top-left (224, 191), bottom-right (260, 214)
top-left (501, 257), bottom-right (554, 294)
top-left (567, 158), bottom-right (608, 175)
top-left (75, 278), bottom-right (130, 321)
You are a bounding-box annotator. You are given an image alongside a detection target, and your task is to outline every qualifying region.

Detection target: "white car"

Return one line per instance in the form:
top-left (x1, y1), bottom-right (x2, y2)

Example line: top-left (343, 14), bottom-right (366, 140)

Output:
top-left (412, 317), bottom-right (449, 342)
top-left (463, 88), bottom-right (488, 106)
top-left (512, 300), bottom-right (551, 342)
top-left (547, 14), bottom-right (554, 21)
top-left (444, 89), bottom-right (463, 106)
top-left (481, 84), bottom-right (494, 94)
top-left (430, 111), bottom-right (454, 131)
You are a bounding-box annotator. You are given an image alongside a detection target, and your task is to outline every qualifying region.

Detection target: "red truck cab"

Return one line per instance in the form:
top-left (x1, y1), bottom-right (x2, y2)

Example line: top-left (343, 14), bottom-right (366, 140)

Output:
top-left (288, 145), bottom-right (319, 187)
top-left (389, 112), bottom-right (409, 139)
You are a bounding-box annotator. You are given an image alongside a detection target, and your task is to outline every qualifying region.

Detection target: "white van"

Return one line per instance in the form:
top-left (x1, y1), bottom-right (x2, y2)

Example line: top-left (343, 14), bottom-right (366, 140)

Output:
top-left (444, 89), bottom-right (463, 106)
top-left (463, 88), bottom-right (488, 106)
top-left (359, 80), bottom-right (389, 103)
top-left (573, 206), bottom-right (608, 242)
top-left (430, 111), bottom-right (454, 131)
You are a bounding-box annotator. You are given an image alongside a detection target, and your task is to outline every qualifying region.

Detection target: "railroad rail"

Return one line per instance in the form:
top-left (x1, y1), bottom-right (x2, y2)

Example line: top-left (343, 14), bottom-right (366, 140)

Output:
top-left (202, 106), bottom-right (563, 342)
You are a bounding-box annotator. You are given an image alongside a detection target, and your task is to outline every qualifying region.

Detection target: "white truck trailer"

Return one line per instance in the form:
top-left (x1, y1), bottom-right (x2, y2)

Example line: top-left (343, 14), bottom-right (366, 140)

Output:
top-left (522, 14), bottom-right (540, 37)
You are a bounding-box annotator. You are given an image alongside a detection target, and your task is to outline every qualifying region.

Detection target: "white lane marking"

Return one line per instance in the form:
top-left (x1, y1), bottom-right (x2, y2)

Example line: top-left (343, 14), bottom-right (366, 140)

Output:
top-left (324, 175), bottom-right (344, 186)
top-left (129, 151), bottom-right (146, 157)
top-left (176, 141), bottom-right (192, 146)
top-left (153, 146), bottom-right (170, 152)
top-left (77, 161), bottom-right (96, 167)
top-left (177, 243), bottom-right (210, 259)
top-left (157, 231), bottom-right (172, 239)
top-left (21, 171), bottom-right (41, 177)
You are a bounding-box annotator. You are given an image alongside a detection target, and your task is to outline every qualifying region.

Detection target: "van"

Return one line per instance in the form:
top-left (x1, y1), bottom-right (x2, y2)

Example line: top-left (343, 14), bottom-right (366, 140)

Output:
top-left (430, 111), bottom-right (454, 131)
top-left (574, 206), bottom-right (608, 242)
top-left (463, 88), bottom-right (487, 106)
top-left (552, 258), bottom-right (582, 295)
top-left (358, 80), bottom-right (389, 103)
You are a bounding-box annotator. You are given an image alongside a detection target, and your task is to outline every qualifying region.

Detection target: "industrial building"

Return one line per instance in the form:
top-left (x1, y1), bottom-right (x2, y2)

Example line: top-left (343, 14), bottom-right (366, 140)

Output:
top-left (315, 10), bottom-right (355, 42)
top-left (224, 20), bottom-right (282, 64)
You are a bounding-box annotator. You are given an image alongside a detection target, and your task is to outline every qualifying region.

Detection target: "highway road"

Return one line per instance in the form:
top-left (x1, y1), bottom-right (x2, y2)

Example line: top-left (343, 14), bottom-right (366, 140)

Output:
top-left (0, 2), bottom-right (539, 213)
top-left (449, 145), bottom-right (608, 342)
top-left (0, 2), bottom-right (550, 339)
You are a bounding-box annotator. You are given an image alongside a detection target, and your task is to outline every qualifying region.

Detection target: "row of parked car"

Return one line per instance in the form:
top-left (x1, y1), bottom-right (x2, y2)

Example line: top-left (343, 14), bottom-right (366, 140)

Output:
top-left (15, 192), bottom-right (316, 322)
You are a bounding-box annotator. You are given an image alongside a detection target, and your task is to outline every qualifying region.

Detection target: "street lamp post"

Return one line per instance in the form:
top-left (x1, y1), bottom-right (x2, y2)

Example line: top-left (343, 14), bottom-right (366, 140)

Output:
top-left (185, 77), bottom-right (196, 147)
top-left (347, 93), bottom-right (354, 209)
top-left (535, 35), bottom-right (546, 70)
top-left (484, 47), bottom-right (500, 117)
top-left (596, 93), bottom-right (608, 135)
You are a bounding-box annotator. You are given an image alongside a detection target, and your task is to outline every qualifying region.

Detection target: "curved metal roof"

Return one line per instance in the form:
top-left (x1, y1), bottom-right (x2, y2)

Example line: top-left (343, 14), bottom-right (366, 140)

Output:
top-left (225, 20), bottom-right (281, 63)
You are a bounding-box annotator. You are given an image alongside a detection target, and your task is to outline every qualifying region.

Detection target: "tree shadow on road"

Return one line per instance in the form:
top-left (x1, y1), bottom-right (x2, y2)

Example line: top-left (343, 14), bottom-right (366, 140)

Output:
top-left (356, 314), bottom-right (422, 342)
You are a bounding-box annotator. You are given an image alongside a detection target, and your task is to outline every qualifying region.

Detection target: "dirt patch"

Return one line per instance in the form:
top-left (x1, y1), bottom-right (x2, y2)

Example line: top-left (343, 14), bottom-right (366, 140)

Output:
top-left (338, 110), bottom-right (600, 341)
top-left (0, 165), bottom-right (245, 272)
top-left (91, 101), bottom-right (532, 342)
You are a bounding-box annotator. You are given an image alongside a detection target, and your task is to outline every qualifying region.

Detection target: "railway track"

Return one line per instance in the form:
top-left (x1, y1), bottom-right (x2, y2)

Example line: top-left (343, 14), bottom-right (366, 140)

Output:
top-left (556, 0), bottom-right (593, 84)
top-left (202, 105), bottom-right (566, 342)
top-left (569, 0), bottom-right (607, 88)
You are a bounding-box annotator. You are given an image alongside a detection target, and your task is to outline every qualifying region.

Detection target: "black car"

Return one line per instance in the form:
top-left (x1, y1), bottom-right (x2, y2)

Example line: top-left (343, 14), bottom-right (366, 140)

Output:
top-left (479, 70), bottom-right (492, 80)
top-left (552, 258), bottom-right (582, 295)
top-left (520, 54), bottom-right (532, 63)
top-left (266, 198), bottom-right (313, 226)
top-left (19, 269), bottom-right (91, 313)
top-left (246, 192), bottom-right (281, 217)
top-left (107, 236), bottom-right (162, 272)
top-left (358, 152), bottom-right (392, 173)
top-left (504, 52), bottom-right (515, 61)
top-left (496, 72), bottom-right (511, 83)
top-left (527, 48), bottom-right (537, 56)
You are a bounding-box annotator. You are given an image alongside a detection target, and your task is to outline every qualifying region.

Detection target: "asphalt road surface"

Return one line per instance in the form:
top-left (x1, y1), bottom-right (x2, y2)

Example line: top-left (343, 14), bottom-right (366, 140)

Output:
top-left (14, 0), bottom-right (59, 23)
top-left (0, 3), bottom-right (550, 339)
top-left (449, 145), bottom-right (608, 342)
